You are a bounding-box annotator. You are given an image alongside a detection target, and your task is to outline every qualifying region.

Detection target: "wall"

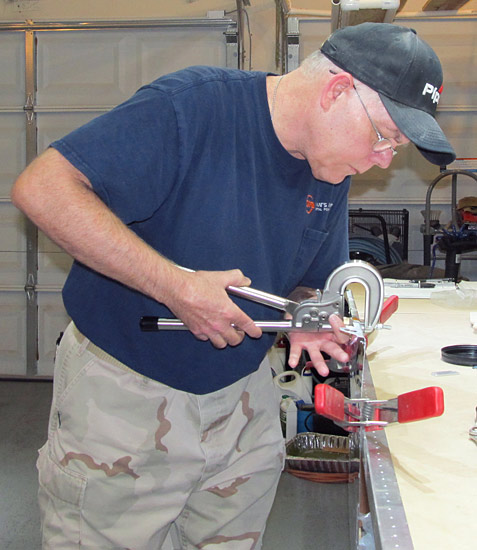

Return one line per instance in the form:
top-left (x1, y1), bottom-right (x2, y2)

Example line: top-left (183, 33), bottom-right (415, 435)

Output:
top-left (1, 1), bottom-right (476, 280)
top-left (0, 0), bottom-right (278, 72)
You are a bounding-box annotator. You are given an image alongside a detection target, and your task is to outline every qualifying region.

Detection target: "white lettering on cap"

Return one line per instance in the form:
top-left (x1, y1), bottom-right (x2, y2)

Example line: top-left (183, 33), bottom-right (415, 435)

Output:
top-left (422, 83), bottom-right (441, 104)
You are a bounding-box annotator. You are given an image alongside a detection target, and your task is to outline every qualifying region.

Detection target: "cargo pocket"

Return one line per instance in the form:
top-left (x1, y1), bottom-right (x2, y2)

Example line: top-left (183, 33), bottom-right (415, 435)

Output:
top-left (37, 443), bottom-right (87, 547)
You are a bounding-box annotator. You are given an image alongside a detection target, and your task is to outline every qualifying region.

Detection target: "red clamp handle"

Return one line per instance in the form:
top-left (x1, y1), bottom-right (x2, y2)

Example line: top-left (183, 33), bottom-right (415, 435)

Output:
top-left (397, 386), bottom-right (444, 423)
top-left (380, 295), bottom-right (399, 323)
top-left (314, 384), bottom-right (345, 423)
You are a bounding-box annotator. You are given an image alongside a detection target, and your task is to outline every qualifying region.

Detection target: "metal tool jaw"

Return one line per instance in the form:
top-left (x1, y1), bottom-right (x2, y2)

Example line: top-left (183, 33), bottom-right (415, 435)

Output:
top-left (314, 260), bottom-right (384, 334)
top-left (140, 260), bottom-right (385, 336)
top-left (314, 384), bottom-right (445, 432)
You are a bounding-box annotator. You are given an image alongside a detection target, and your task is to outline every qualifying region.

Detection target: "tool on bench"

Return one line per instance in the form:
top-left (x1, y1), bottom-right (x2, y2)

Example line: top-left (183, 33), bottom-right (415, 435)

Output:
top-left (140, 260), bottom-right (387, 336)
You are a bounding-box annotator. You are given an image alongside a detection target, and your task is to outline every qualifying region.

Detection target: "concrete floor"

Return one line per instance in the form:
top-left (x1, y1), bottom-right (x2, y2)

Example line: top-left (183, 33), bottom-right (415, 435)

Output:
top-left (0, 380), bottom-right (351, 550)
top-left (0, 380), bottom-right (52, 550)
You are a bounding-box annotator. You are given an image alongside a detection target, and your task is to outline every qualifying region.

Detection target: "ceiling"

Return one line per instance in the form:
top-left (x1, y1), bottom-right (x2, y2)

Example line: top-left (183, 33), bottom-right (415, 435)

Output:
top-left (282, 0), bottom-right (477, 26)
top-left (286, 0), bottom-right (477, 12)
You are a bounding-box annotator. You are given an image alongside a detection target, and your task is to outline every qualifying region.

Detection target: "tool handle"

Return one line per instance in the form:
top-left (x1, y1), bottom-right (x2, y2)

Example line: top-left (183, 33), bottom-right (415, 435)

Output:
top-left (397, 386), bottom-right (444, 423)
top-left (140, 317), bottom-right (188, 331)
top-left (175, 264), bottom-right (295, 312)
top-left (139, 317), bottom-right (293, 332)
top-left (227, 285), bottom-right (294, 312)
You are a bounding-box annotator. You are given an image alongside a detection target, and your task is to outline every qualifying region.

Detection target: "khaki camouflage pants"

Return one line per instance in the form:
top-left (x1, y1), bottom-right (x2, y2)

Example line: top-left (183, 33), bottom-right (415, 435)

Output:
top-left (37, 322), bottom-right (284, 550)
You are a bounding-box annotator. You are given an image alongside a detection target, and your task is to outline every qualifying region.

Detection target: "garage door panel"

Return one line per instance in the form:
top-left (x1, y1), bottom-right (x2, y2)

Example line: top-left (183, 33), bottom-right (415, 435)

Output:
top-left (0, 292), bottom-right (27, 375)
top-left (37, 252), bottom-right (73, 287)
top-left (138, 28), bottom-right (227, 84)
top-left (36, 28), bottom-right (229, 109)
top-left (0, 252), bottom-right (26, 287)
top-left (435, 111), bottom-right (477, 162)
top-left (0, 202), bottom-right (26, 253)
top-left (37, 31), bottom-right (143, 106)
top-left (0, 32), bottom-right (25, 105)
top-left (38, 229), bottom-right (73, 287)
top-left (0, 114), bottom-right (26, 197)
top-left (37, 111), bottom-right (107, 154)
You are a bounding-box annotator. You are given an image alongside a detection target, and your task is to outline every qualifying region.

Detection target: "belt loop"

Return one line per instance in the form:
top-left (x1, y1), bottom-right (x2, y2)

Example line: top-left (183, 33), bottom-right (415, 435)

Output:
top-left (78, 337), bottom-right (89, 356)
top-left (71, 323), bottom-right (91, 356)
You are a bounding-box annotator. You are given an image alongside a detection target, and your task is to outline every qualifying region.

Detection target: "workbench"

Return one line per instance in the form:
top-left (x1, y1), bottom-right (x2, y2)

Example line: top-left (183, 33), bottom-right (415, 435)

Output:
top-left (264, 283), bottom-right (477, 550)
top-left (365, 284), bottom-right (477, 550)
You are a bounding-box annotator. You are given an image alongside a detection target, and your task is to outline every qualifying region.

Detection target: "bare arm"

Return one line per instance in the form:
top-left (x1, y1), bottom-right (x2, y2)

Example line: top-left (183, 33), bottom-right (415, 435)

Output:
top-left (11, 148), bottom-right (261, 348)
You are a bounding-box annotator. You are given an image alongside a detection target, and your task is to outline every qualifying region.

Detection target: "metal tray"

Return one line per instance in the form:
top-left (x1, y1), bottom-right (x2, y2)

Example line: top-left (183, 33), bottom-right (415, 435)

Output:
top-left (285, 432), bottom-right (359, 474)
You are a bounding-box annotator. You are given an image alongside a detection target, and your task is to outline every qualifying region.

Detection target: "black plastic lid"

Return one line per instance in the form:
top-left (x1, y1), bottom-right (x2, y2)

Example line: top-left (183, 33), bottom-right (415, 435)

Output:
top-left (441, 345), bottom-right (477, 366)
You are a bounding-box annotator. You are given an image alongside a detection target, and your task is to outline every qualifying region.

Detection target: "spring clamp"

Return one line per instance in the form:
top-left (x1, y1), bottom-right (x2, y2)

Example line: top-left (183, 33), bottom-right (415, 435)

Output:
top-left (313, 384), bottom-right (445, 432)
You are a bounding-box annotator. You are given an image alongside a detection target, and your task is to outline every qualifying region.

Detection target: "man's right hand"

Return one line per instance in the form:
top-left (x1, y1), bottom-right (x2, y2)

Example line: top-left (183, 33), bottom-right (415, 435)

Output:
top-left (166, 268), bottom-right (262, 349)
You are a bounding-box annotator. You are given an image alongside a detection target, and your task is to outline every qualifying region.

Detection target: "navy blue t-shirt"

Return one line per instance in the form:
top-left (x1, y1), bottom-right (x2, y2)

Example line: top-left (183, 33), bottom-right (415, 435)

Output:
top-left (52, 66), bottom-right (350, 394)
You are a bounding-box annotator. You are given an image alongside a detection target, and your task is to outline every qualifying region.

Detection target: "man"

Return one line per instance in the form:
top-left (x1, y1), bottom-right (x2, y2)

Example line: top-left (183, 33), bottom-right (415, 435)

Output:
top-left (12, 22), bottom-right (455, 550)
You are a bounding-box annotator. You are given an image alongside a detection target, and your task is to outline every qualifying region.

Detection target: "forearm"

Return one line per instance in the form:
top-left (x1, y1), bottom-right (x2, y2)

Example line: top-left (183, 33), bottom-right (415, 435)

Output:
top-left (11, 148), bottom-right (261, 347)
top-left (11, 148), bottom-right (181, 304)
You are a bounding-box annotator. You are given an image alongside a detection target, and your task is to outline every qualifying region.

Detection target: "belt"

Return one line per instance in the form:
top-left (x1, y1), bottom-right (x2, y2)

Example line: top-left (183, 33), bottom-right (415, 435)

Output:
top-left (70, 322), bottom-right (140, 377)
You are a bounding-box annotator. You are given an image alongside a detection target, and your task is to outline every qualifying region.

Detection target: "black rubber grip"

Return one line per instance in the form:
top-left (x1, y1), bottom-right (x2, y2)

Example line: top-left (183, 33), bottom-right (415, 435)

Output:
top-left (140, 316), bottom-right (159, 331)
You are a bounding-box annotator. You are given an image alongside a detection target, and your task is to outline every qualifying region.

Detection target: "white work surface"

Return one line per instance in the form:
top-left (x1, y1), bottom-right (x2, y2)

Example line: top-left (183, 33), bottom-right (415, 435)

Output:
top-left (366, 287), bottom-right (477, 550)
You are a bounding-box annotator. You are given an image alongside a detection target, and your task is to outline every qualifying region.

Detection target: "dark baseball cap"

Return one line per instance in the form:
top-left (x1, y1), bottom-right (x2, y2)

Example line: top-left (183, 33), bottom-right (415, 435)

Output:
top-left (320, 23), bottom-right (456, 166)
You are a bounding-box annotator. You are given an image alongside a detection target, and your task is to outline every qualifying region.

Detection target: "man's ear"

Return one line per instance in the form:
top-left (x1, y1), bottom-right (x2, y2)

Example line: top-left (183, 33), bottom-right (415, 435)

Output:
top-left (320, 72), bottom-right (354, 111)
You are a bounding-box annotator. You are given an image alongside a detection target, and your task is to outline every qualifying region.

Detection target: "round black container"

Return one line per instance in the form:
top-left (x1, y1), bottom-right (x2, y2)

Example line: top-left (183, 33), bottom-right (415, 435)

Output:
top-left (441, 345), bottom-right (477, 366)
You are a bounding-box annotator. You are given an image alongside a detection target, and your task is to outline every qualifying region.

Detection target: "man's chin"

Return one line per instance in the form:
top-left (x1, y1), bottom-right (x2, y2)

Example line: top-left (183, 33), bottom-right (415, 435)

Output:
top-left (313, 169), bottom-right (351, 184)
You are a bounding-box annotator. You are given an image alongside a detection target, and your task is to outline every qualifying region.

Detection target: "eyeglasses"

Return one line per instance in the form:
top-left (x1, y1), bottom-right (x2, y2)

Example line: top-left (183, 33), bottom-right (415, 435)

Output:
top-left (353, 85), bottom-right (397, 157)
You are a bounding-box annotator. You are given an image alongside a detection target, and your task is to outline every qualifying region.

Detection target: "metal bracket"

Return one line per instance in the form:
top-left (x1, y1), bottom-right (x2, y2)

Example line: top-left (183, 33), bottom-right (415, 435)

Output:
top-left (225, 25), bottom-right (239, 68)
top-left (23, 92), bottom-right (35, 124)
top-left (24, 272), bottom-right (36, 303)
top-left (285, 17), bottom-right (300, 72)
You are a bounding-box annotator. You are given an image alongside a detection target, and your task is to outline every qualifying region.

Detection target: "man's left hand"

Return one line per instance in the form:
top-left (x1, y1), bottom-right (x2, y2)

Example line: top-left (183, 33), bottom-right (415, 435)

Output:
top-left (287, 314), bottom-right (350, 377)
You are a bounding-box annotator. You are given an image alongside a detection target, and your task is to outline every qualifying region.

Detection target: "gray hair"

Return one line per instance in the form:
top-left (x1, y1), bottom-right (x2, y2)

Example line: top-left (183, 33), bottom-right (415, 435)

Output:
top-left (301, 50), bottom-right (339, 76)
top-left (302, 50), bottom-right (381, 107)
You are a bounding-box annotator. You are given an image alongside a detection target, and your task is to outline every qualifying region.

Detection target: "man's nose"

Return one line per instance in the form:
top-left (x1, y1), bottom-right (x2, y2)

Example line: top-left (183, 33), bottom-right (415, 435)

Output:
top-left (372, 150), bottom-right (394, 169)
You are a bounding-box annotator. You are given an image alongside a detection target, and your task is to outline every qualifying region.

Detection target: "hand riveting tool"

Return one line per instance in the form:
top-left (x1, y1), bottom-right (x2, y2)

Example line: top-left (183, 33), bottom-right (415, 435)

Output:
top-left (140, 260), bottom-right (389, 336)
